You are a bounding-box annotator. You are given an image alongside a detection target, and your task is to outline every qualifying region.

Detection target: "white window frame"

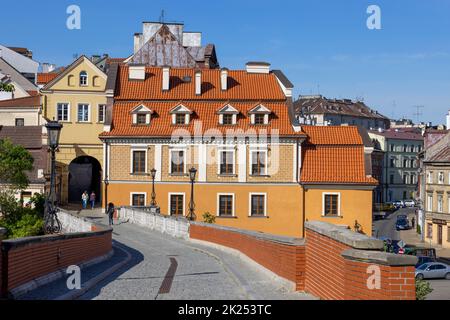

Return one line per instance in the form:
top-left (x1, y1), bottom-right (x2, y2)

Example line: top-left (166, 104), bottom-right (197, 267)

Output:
top-left (322, 192), bottom-right (341, 217)
top-left (219, 113), bottom-right (237, 125)
top-left (427, 194), bottom-right (433, 212)
top-left (249, 149), bottom-right (268, 176)
top-left (169, 148), bottom-right (187, 175)
top-left (427, 172), bottom-right (433, 184)
top-left (448, 196), bottom-right (450, 214)
top-left (77, 103), bottom-right (91, 123)
top-left (217, 148), bottom-right (236, 175)
top-left (130, 192), bottom-right (147, 207)
top-left (216, 193), bottom-right (235, 217)
top-left (437, 195), bottom-right (443, 213)
top-left (438, 172), bottom-right (444, 184)
top-left (56, 103), bottom-right (70, 122)
top-left (168, 192), bottom-right (186, 216)
top-left (79, 71), bottom-right (88, 86)
top-left (248, 192), bottom-right (267, 217)
top-left (130, 147), bottom-right (148, 174)
top-left (98, 104), bottom-right (106, 123)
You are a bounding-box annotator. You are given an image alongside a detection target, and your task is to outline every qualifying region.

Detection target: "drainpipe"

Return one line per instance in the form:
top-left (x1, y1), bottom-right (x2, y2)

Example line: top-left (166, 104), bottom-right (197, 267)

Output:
top-left (1, 241), bottom-right (10, 299)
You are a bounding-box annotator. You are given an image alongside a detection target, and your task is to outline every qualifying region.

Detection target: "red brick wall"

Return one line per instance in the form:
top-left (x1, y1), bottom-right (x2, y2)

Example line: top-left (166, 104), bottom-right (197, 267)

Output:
top-left (190, 224), bottom-right (306, 290)
top-left (1, 230), bottom-right (112, 296)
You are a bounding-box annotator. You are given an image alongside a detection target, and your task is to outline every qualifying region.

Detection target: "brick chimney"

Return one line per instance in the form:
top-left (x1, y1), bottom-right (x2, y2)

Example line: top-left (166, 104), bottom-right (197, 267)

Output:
top-left (162, 66), bottom-right (170, 91)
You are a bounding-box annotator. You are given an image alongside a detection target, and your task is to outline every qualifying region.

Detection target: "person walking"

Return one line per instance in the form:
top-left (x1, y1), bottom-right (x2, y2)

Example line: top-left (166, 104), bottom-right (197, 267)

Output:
top-left (412, 216), bottom-right (416, 229)
top-left (107, 202), bottom-right (115, 226)
top-left (81, 191), bottom-right (88, 209)
top-left (90, 191), bottom-right (96, 209)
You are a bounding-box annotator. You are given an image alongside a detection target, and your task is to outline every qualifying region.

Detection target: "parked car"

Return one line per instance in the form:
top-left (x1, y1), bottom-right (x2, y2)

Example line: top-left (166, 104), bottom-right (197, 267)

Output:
top-left (416, 256), bottom-right (436, 268)
top-left (397, 214), bottom-right (408, 221)
top-left (415, 262), bottom-right (450, 280)
top-left (396, 218), bottom-right (410, 231)
top-left (404, 199), bottom-right (416, 207)
top-left (393, 200), bottom-right (405, 209)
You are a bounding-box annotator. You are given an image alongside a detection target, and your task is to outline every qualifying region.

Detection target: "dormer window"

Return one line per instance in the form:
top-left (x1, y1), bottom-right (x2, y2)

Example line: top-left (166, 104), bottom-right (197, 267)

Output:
top-left (79, 71), bottom-right (88, 86)
top-left (217, 104), bottom-right (238, 125)
top-left (249, 104), bottom-right (272, 125)
top-left (131, 104), bottom-right (153, 125)
top-left (170, 104), bottom-right (192, 125)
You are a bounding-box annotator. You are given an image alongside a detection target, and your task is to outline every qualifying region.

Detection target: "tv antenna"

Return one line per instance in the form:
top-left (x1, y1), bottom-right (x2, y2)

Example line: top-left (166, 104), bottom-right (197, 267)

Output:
top-left (413, 105), bottom-right (424, 124)
top-left (159, 10), bottom-right (165, 23)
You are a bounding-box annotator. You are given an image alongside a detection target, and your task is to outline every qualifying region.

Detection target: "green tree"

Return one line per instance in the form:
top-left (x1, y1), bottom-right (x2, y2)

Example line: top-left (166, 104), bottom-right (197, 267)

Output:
top-left (0, 82), bottom-right (15, 92)
top-left (0, 138), bottom-right (34, 190)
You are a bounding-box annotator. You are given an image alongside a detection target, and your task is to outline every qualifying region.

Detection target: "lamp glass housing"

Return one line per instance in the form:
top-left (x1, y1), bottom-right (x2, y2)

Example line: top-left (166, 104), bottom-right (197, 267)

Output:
top-left (45, 121), bottom-right (63, 149)
top-left (189, 167), bottom-right (197, 182)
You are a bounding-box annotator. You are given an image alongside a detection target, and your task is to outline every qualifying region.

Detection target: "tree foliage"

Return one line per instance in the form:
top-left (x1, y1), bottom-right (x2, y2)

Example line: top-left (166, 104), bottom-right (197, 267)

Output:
top-left (0, 82), bottom-right (15, 92)
top-left (416, 278), bottom-right (433, 300)
top-left (0, 138), bottom-right (34, 190)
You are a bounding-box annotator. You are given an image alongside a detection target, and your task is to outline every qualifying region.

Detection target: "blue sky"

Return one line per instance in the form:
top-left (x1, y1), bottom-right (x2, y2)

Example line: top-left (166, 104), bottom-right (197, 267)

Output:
top-left (3, 0), bottom-right (450, 124)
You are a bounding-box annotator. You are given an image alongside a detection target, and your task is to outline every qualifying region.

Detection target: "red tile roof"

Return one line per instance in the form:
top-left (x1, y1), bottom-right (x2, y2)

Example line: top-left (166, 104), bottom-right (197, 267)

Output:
top-left (37, 73), bottom-right (59, 85)
top-left (301, 125), bottom-right (377, 185)
top-left (0, 95), bottom-right (41, 108)
top-left (368, 129), bottom-right (423, 141)
top-left (114, 66), bottom-right (286, 101)
top-left (301, 125), bottom-right (363, 145)
top-left (101, 101), bottom-right (296, 137)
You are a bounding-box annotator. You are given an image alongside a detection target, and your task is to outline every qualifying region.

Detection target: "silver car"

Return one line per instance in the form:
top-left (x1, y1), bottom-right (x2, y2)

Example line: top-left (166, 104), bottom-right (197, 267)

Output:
top-left (415, 262), bottom-right (450, 280)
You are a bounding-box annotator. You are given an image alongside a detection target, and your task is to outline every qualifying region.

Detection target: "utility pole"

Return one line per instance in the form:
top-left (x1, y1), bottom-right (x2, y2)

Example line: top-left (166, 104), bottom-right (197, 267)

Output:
top-left (413, 105), bottom-right (424, 124)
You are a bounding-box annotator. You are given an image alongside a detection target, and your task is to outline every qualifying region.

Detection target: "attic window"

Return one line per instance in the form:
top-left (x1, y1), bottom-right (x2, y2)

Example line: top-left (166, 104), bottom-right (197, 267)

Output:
top-left (170, 104), bottom-right (192, 125)
top-left (131, 104), bottom-right (153, 125)
top-left (79, 71), bottom-right (88, 86)
top-left (217, 104), bottom-right (238, 125)
top-left (249, 104), bottom-right (271, 125)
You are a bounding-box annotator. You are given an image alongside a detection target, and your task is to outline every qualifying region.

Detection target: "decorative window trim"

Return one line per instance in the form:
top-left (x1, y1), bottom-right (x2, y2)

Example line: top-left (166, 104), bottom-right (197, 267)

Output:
top-left (169, 148), bottom-right (187, 175)
top-left (168, 192), bottom-right (186, 216)
top-left (77, 103), bottom-right (91, 123)
top-left (249, 149), bottom-right (268, 176)
top-left (130, 147), bottom-right (148, 174)
top-left (217, 148), bottom-right (236, 175)
top-left (130, 192), bottom-right (146, 207)
top-left (56, 102), bottom-right (70, 122)
top-left (322, 192), bottom-right (341, 217)
top-left (79, 71), bottom-right (88, 86)
top-left (248, 104), bottom-right (271, 125)
top-left (170, 104), bottom-right (193, 125)
top-left (249, 193), bottom-right (267, 217)
top-left (427, 194), bottom-right (433, 212)
top-left (217, 104), bottom-right (238, 125)
top-left (217, 193), bottom-right (235, 217)
top-left (98, 104), bottom-right (106, 123)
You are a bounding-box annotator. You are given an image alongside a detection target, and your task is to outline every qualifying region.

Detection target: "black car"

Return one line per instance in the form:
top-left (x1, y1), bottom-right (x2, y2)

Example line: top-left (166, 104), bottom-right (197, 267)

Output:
top-left (397, 214), bottom-right (408, 221)
top-left (396, 219), bottom-right (409, 231)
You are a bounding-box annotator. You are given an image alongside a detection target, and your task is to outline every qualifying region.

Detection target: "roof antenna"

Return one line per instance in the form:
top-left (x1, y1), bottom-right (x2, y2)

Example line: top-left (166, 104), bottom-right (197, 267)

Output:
top-left (159, 9), bottom-right (165, 23)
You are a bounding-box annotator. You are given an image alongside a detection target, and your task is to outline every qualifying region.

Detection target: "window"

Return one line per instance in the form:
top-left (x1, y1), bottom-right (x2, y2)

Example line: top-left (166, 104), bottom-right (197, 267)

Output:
top-left (175, 114), bottom-right (186, 125)
top-left (15, 118), bottom-right (24, 126)
top-left (132, 150), bottom-right (146, 174)
top-left (448, 227), bottom-right (450, 242)
top-left (136, 113), bottom-right (147, 125)
top-left (438, 172), bottom-right (444, 184)
top-left (448, 196), bottom-right (450, 214)
top-left (403, 174), bottom-right (409, 184)
top-left (218, 194), bottom-right (234, 216)
top-left (98, 105), bottom-right (106, 123)
top-left (410, 145), bottom-right (414, 152)
top-left (254, 114), bottom-right (265, 125)
top-left (438, 195), bottom-right (443, 213)
top-left (390, 174), bottom-right (394, 184)
top-left (410, 159), bottom-right (415, 168)
top-left (390, 158), bottom-right (395, 168)
top-left (79, 71), bottom-right (88, 86)
top-left (219, 150), bottom-right (234, 175)
top-left (57, 103), bottom-right (69, 121)
top-left (427, 194), bottom-right (433, 212)
top-left (222, 114), bottom-right (234, 125)
top-left (403, 145), bottom-right (407, 152)
top-left (390, 144), bottom-right (395, 152)
top-left (411, 174), bottom-right (416, 185)
top-left (77, 104), bottom-right (90, 122)
top-left (251, 151), bottom-right (267, 176)
top-left (169, 194), bottom-right (184, 216)
top-left (323, 193), bottom-right (339, 216)
top-left (250, 194), bottom-right (266, 216)
top-left (428, 172), bottom-right (433, 184)
top-left (131, 193), bottom-right (146, 207)
top-left (427, 223), bottom-right (433, 239)
top-left (170, 150), bottom-right (185, 175)
top-left (403, 159), bottom-right (408, 168)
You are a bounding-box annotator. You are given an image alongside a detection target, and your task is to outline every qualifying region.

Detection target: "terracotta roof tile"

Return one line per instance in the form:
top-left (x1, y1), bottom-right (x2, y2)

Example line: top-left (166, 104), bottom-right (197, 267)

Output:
top-left (102, 101), bottom-right (296, 137)
top-left (114, 66), bottom-right (286, 101)
top-left (0, 95), bottom-right (40, 108)
top-left (301, 125), bottom-right (363, 145)
top-left (37, 73), bottom-right (59, 85)
top-left (301, 145), bottom-right (378, 185)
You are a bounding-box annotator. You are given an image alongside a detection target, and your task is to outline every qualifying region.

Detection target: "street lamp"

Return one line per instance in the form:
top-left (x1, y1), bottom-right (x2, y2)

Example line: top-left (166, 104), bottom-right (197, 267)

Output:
top-left (187, 167), bottom-right (197, 221)
top-left (44, 120), bottom-right (63, 234)
top-left (150, 168), bottom-right (157, 206)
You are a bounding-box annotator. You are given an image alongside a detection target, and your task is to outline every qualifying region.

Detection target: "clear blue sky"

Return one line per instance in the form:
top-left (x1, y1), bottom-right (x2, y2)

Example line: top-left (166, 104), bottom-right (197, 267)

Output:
top-left (3, 0), bottom-right (450, 125)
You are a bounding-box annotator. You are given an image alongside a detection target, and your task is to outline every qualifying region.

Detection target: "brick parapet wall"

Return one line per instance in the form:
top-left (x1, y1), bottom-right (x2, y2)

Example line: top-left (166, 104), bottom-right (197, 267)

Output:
top-left (0, 211), bottom-right (112, 298)
top-left (190, 223), bottom-right (306, 290)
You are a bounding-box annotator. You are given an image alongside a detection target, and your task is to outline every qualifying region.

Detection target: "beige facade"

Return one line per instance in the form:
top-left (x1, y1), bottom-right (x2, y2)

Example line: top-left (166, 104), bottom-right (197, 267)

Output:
top-left (40, 56), bottom-right (107, 204)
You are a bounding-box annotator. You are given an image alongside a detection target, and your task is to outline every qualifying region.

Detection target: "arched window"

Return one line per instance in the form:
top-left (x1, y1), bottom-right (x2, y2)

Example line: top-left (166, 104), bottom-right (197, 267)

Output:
top-left (68, 75), bottom-right (74, 86)
top-left (79, 71), bottom-right (88, 86)
top-left (92, 76), bottom-right (99, 87)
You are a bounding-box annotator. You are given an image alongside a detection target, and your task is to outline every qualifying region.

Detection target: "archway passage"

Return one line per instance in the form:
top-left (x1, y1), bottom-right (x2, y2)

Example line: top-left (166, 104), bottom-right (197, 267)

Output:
top-left (68, 156), bottom-right (102, 205)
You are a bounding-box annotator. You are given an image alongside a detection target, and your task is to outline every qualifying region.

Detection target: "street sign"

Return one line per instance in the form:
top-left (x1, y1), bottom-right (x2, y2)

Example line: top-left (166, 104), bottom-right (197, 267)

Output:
top-left (398, 248), bottom-right (404, 255)
top-left (397, 240), bottom-right (406, 249)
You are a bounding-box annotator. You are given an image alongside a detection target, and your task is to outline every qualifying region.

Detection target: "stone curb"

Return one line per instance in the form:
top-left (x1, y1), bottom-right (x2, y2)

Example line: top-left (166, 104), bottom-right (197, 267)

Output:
top-left (10, 250), bottom-right (115, 299)
top-left (54, 244), bottom-right (132, 300)
top-left (341, 248), bottom-right (418, 266)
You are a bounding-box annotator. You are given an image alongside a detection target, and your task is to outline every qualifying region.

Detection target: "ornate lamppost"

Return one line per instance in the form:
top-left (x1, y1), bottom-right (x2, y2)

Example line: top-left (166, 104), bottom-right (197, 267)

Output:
top-left (44, 120), bottom-right (63, 234)
top-left (150, 168), bottom-right (157, 206)
top-left (187, 167), bottom-right (197, 221)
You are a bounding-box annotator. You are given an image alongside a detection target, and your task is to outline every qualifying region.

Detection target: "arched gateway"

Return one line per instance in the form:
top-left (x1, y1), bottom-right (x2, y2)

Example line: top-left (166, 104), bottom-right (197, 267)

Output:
top-left (68, 156), bottom-right (102, 204)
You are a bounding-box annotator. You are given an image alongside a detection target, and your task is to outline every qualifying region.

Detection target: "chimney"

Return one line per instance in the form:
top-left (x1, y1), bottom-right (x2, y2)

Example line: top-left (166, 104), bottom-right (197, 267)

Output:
top-left (195, 70), bottom-right (202, 95)
top-left (162, 66), bottom-right (170, 91)
top-left (134, 33), bottom-right (143, 53)
top-left (128, 64), bottom-right (146, 80)
top-left (447, 110), bottom-right (450, 130)
top-left (246, 62), bottom-right (270, 74)
top-left (220, 68), bottom-right (228, 91)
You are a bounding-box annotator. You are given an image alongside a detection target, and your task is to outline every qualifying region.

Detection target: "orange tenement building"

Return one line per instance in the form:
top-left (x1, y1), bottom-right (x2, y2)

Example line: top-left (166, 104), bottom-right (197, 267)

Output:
top-left (100, 62), bottom-right (378, 237)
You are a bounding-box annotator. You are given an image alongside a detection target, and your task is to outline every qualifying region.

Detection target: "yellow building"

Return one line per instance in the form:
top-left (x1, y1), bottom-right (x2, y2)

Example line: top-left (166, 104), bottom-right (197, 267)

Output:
top-left (423, 131), bottom-right (450, 248)
top-left (40, 56), bottom-right (107, 205)
top-left (101, 63), bottom-right (377, 237)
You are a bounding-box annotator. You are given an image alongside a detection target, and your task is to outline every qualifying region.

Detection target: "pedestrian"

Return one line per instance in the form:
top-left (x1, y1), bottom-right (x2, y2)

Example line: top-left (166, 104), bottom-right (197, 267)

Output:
top-left (90, 191), bottom-right (96, 209)
top-left (81, 191), bottom-right (88, 209)
top-left (107, 202), bottom-right (115, 226)
top-left (412, 216), bottom-right (416, 228)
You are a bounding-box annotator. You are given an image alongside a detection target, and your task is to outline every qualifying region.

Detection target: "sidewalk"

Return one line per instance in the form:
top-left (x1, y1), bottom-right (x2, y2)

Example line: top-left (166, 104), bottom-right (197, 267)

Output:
top-left (403, 212), bottom-right (450, 261)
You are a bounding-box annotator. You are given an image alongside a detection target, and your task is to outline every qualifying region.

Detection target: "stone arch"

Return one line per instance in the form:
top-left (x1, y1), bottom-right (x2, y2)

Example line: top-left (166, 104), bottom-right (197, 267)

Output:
top-left (68, 156), bottom-right (102, 204)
